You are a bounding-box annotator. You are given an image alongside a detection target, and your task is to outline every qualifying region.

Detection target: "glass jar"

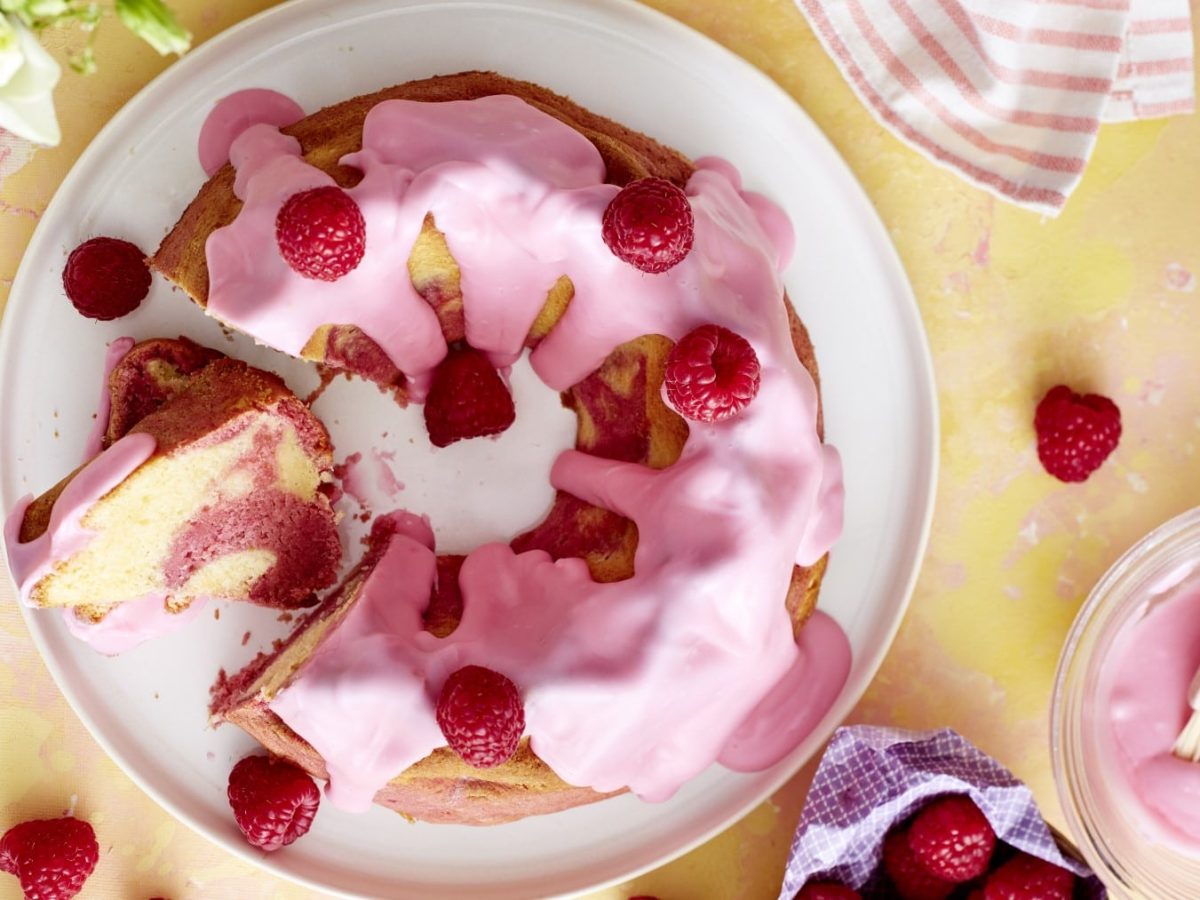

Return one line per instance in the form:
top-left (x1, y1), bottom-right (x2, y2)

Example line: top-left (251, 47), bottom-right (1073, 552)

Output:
top-left (1052, 506), bottom-right (1200, 899)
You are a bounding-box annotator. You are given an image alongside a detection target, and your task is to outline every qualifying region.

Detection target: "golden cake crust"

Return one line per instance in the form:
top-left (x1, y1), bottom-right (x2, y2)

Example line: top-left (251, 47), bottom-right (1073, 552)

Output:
top-left (174, 72), bottom-right (831, 823)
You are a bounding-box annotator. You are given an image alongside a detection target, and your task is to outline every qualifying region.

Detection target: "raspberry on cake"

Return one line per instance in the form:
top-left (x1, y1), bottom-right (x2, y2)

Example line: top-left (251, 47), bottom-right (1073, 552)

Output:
top-left (3, 338), bottom-right (341, 654)
top-left (601, 177), bottom-right (695, 273)
top-left (163, 71), bottom-right (847, 825)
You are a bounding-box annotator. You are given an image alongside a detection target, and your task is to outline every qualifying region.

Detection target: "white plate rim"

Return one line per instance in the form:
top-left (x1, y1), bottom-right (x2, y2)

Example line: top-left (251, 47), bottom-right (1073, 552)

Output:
top-left (0, 0), bottom-right (940, 896)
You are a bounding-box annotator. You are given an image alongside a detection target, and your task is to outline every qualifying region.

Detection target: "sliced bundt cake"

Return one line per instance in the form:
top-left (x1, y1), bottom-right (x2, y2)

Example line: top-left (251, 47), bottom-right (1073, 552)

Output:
top-left (5, 338), bottom-right (342, 628)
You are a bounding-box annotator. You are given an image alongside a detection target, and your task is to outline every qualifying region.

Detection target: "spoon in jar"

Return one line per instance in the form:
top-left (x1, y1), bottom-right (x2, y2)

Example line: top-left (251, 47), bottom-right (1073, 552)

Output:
top-left (1172, 664), bottom-right (1200, 760)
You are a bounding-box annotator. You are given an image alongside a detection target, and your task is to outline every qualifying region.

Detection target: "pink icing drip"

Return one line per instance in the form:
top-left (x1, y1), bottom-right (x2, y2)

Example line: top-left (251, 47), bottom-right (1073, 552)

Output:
top-left (4, 433), bottom-right (156, 606)
top-left (1103, 584), bottom-right (1200, 845)
top-left (61, 594), bottom-right (207, 656)
top-left (80, 336), bottom-right (135, 460)
top-left (203, 93), bottom-right (847, 804)
top-left (4, 348), bottom-right (220, 654)
top-left (198, 89), bottom-right (304, 178)
top-left (718, 611), bottom-right (852, 772)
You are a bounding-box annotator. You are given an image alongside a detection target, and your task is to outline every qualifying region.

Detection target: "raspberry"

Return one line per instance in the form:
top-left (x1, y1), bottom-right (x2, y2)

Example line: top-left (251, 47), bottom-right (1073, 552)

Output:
top-left (601, 177), bottom-right (694, 273)
top-left (907, 795), bottom-right (996, 882)
top-left (62, 236), bottom-right (151, 320)
top-left (275, 186), bottom-right (366, 281)
top-left (664, 324), bottom-right (761, 423)
top-left (796, 882), bottom-right (863, 899)
top-left (226, 755), bottom-right (321, 851)
top-left (0, 817), bottom-right (98, 900)
top-left (883, 830), bottom-right (955, 900)
top-left (1034, 385), bottom-right (1121, 483)
top-left (436, 665), bottom-right (525, 768)
top-left (423, 346), bottom-right (516, 448)
top-left (983, 853), bottom-right (1075, 900)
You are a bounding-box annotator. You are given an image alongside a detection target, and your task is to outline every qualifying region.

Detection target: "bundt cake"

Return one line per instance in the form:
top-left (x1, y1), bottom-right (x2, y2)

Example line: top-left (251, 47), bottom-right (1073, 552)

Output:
top-left (155, 72), bottom-right (851, 824)
top-left (4, 337), bottom-right (342, 654)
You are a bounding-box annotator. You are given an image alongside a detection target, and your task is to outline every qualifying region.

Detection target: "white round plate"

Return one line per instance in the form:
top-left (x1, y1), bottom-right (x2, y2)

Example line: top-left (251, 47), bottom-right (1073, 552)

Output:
top-left (0, 0), bottom-right (937, 897)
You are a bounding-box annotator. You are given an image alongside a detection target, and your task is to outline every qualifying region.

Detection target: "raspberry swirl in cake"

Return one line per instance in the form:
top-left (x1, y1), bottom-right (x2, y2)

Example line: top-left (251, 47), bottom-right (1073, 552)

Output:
top-left (198, 90), bottom-right (848, 806)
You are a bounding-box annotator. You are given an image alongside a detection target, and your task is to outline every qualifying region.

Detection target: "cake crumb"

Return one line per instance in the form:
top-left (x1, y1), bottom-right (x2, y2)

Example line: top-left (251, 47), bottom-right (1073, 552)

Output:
top-left (277, 612), bottom-right (294, 623)
top-left (213, 608), bottom-right (220, 620)
top-left (241, 630), bottom-right (251, 646)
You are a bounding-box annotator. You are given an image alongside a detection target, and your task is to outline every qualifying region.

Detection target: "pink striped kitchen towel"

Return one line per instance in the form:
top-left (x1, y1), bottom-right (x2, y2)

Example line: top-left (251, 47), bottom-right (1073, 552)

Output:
top-left (794, 0), bottom-right (1195, 215)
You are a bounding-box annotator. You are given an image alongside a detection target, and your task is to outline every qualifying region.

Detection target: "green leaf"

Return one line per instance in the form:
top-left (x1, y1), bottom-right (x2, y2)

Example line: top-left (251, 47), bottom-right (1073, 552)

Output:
top-left (27, 1), bottom-right (70, 17)
top-left (114, 0), bottom-right (189, 56)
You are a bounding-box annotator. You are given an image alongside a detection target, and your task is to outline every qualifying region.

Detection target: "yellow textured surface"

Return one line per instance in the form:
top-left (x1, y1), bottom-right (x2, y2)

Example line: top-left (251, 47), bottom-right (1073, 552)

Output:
top-left (0, 1), bottom-right (1197, 898)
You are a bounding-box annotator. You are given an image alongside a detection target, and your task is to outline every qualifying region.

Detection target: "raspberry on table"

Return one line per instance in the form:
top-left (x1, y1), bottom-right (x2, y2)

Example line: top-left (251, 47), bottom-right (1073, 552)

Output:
top-left (601, 177), bottom-right (694, 273)
top-left (275, 185), bottom-right (366, 281)
top-left (1034, 384), bottom-right (1121, 483)
top-left (226, 754), bottom-right (321, 851)
top-left (882, 829), bottom-right (955, 900)
top-left (423, 345), bottom-right (516, 448)
top-left (906, 795), bottom-right (996, 882)
top-left (436, 665), bottom-right (525, 768)
top-left (62, 236), bottom-right (151, 320)
top-left (0, 816), bottom-right (98, 900)
top-left (664, 324), bottom-right (762, 423)
top-left (983, 852), bottom-right (1075, 900)
top-left (796, 882), bottom-right (863, 899)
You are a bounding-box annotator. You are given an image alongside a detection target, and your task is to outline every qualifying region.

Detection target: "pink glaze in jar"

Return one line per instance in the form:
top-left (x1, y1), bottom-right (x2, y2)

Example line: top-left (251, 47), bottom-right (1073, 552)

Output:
top-left (1053, 506), bottom-right (1200, 898)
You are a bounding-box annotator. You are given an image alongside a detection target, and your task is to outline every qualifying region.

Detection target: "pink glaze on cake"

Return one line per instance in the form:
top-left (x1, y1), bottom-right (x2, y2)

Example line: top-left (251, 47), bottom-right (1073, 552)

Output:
top-left (718, 611), bottom-right (852, 772)
top-left (203, 92), bottom-right (847, 804)
top-left (61, 593), bottom-right (208, 655)
top-left (198, 88), bottom-right (304, 177)
top-left (1102, 581), bottom-right (1200, 846)
top-left (81, 337), bottom-right (135, 460)
top-left (1, 432), bottom-right (212, 655)
top-left (3, 433), bottom-right (157, 606)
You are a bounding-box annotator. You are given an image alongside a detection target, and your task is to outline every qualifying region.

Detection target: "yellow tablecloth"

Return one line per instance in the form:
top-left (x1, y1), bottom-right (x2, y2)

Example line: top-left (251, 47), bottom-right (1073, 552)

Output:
top-left (1, 2), bottom-right (1197, 897)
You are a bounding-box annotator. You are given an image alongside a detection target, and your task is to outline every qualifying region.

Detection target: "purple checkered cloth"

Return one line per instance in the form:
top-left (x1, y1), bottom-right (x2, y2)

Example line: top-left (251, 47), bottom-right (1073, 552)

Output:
top-left (778, 726), bottom-right (1106, 899)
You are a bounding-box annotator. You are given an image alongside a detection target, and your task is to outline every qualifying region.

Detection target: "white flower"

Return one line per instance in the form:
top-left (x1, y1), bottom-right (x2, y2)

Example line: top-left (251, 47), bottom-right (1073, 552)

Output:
top-left (0, 12), bottom-right (60, 145)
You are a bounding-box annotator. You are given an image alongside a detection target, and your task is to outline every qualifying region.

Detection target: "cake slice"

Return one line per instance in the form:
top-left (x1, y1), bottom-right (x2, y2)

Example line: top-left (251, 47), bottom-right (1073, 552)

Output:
top-left (210, 515), bottom-right (615, 825)
top-left (5, 338), bottom-right (342, 627)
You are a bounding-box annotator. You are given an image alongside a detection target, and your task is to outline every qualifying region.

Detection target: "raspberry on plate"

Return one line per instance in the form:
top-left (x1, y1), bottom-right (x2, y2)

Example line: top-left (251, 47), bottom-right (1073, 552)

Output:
top-left (983, 852), bottom-right (1075, 900)
top-left (0, 816), bottom-right (99, 900)
top-left (62, 236), bottom-right (151, 320)
top-left (1034, 384), bottom-right (1121, 483)
top-left (907, 795), bottom-right (996, 882)
top-left (226, 754), bottom-right (321, 851)
top-left (601, 177), bottom-right (694, 273)
top-left (796, 882), bottom-right (863, 899)
top-left (882, 830), bottom-right (955, 900)
top-left (664, 324), bottom-right (761, 423)
top-left (423, 345), bottom-right (516, 448)
top-left (275, 185), bottom-right (366, 281)
top-left (436, 665), bottom-right (525, 768)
